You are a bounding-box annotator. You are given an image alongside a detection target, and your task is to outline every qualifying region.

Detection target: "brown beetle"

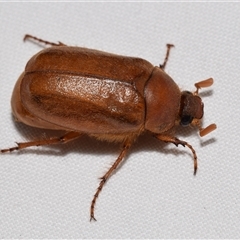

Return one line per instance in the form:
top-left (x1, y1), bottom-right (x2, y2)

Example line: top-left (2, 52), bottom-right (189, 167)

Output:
top-left (1, 35), bottom-right (216, 221)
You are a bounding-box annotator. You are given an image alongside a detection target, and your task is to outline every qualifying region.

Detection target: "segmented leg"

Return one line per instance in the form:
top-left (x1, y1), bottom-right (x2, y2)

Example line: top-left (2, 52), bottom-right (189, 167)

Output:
top-left (1, 131), bottom-right (81, 153)
top-left (90, 138), bottom-right (133, 221)
top-left (23, 34), bottom-right (66, 47)
top-left (156, 135), bottom-right (198, 175)
top-left (160, 44), bottom-right (175, 70)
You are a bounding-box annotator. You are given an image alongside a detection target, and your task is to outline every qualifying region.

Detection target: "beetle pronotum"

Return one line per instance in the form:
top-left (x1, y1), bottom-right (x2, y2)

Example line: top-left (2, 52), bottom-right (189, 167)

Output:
top-left (1, 35), bottom-right (216, 221)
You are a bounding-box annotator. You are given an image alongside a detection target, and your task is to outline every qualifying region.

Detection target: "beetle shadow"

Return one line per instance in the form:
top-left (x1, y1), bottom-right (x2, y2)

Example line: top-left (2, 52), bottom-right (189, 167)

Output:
top-left (198, 89), bottom-right (213, 98)
top-left (200, 137), bottom-right (217, 147)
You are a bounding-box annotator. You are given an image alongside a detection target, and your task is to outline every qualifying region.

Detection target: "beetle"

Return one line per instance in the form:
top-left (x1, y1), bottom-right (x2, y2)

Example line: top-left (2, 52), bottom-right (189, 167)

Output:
top-left (1, 34), bottom-right (216, 221)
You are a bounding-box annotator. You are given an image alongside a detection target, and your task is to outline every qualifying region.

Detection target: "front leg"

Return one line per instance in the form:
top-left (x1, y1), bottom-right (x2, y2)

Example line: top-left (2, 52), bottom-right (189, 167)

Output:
top-left (155, 134), bottom-right (198, 175)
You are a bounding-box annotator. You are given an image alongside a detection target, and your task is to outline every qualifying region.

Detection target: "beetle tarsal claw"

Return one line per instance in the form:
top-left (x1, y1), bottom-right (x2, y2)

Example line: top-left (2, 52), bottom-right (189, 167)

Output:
top-left (173, 142), bottom-right (185, 148)
top-left (90, 215), bottom-right (97, 222)
top-left (173, 139), bottom-right (186, 148)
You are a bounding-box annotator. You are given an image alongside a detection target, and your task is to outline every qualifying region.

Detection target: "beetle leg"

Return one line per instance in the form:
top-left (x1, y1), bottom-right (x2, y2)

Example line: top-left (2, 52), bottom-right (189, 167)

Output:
top-left (159, 44), bottom-right (174, 70)
top-left (0, 131), bottom-right (81, 153)
top-left (90, 137), bottom-right (133, 221)
top-left (155, 135), bottom-right (198, 175)
top-left (24, 34), bottom-right (66, 46)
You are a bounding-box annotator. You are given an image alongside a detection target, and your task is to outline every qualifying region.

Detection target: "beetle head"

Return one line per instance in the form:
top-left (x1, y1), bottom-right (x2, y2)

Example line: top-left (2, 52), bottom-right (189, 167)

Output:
top-left (178, 78), bottom-right (216, 137)
top-left (179, 91), bottom-right (203, 126)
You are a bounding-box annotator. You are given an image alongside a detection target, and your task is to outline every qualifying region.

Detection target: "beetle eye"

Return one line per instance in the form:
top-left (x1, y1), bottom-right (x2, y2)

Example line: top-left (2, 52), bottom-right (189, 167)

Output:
top-left (180, 115), bottom-right (193, 126)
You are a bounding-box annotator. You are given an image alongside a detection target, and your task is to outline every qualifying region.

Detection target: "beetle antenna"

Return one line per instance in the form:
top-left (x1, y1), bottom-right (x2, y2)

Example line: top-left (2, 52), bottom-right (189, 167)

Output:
top-left (160, 44), bottom-right (174, 70)
top-left (199, 123), bottom-right (217, 137)
top-left (192, 77), bottom-right (216, 136)
top-left (192, 119), bottom-right (217, 137)
top-left (194, 78), bottom-right (214, 94)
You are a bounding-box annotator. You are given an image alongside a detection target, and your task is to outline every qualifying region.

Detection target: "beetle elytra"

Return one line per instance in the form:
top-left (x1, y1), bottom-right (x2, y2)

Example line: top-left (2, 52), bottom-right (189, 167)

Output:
top-left (1, 35), bottom-right (216, 221)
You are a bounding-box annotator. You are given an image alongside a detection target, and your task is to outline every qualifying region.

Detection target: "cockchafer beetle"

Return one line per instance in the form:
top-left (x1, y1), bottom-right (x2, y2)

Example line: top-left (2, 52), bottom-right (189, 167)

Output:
top-left (1, 34), bottom-right (216, 221)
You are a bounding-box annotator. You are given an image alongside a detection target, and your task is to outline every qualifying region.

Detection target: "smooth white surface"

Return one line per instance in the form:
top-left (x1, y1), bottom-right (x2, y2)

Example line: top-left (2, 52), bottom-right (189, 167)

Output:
top-left (0, 2), bottom-right (239, 238)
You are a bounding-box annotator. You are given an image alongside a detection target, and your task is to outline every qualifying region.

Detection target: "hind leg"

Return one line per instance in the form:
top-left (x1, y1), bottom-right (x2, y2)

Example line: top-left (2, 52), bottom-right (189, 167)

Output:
top-left (1, 131), bottom-right (81, 153)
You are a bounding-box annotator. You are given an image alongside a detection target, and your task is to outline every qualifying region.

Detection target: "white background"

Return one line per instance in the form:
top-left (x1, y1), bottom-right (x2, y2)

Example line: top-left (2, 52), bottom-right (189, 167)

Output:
top-left (0, 2), bottom-right (239, 238)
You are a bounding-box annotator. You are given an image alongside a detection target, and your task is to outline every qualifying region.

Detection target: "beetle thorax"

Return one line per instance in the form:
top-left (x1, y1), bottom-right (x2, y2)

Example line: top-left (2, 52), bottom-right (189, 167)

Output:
top-left (144, 67), bottom-right (181, 134)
